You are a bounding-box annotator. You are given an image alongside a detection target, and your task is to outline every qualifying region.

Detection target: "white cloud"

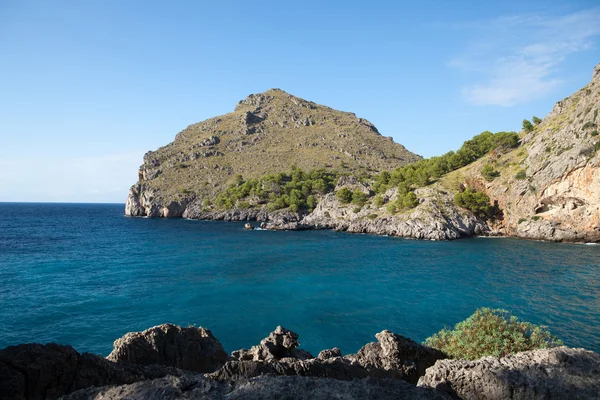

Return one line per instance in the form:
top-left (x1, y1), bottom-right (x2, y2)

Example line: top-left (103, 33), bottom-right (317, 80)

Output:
top-left (451, 8), bottom-right (600, 106)
top-left (0, 150), bottom-right (145, 203)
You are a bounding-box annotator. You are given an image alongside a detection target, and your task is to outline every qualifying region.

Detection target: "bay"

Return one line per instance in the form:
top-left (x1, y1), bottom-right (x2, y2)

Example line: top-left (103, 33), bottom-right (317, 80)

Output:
top-left (0, 202), bottom-right (598, 356)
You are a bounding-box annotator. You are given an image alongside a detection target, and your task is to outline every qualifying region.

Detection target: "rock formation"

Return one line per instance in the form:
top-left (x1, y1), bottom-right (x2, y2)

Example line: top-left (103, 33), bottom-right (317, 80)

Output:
top-left (0, 324), bottom-right (598, 399)
top-left (106, 324), bottom-right (229, 373)
top-left (418, 346), bottom-right (600, 399)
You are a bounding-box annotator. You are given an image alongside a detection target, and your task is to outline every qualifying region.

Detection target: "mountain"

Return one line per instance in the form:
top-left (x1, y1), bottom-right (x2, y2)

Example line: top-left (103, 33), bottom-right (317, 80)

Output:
top-left (126, 63), bottom-right (600, 243)
top-left (125, 89), bottom-right (420, 217)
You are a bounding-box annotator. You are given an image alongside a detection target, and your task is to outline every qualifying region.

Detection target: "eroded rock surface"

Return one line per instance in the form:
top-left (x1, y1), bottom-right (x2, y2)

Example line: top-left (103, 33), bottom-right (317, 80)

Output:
top-left (417, 346), bottom-right (600, 399)
top-left (62, 374), bottom-right (452, 400)
top-left (0, 343), bottom-right (181, 400)
top-left (106, 324), bottom-right (229, 373)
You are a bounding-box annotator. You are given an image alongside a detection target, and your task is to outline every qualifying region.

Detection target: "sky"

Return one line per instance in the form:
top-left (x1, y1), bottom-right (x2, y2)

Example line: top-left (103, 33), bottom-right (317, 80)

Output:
top-left (1, 1), bottom-right (599, 203)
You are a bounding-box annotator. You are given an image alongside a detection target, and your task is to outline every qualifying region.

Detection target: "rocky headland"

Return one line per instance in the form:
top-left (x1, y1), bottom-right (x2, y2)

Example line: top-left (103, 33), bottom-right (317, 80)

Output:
top-left (1, 323), bottom-right (598, 399)
top-left (125, 63), bottom-right (600, 243)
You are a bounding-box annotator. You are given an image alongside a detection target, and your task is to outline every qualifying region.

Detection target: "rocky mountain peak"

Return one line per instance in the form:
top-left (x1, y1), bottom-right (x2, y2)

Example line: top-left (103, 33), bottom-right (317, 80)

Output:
top-left (594, 62), bottom-right (600, 82)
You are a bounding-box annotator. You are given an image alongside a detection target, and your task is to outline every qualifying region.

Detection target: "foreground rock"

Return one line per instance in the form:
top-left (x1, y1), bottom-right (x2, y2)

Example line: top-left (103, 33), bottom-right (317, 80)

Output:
top-left (62, 374), bottom-right (451, 400)
top-left (417, 346), bottom-right (600, 399)
top-left (210, 327), bottom-right (445, 384)
top-left (0, 343), bottom-right (182, 400)
top-left (107, 324), bottom-right (229, 373)
top-left (347, 330), bottom-right (447, 384)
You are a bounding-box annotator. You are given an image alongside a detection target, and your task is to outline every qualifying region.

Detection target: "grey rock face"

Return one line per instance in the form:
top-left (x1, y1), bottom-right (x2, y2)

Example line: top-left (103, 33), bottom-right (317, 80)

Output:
top-left (62, 374), bottom-right (452, 400)
top-left (106, 324), bottom-right (229, 373)
top-left (231, 326), bottom-right (313, 362)
top-left (318, 347), bottom-right (342, 360)
top-left (346, 330), bottom-right (447, 384)
top-left (417, 347), bottom-right (600, 399)
top-left (0, 343), bottom-right (181, 400)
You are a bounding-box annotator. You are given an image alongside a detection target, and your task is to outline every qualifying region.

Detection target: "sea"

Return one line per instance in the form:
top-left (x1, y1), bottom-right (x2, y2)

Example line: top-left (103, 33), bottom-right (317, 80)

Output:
top-left (0, 202), bottom-right (599, 356)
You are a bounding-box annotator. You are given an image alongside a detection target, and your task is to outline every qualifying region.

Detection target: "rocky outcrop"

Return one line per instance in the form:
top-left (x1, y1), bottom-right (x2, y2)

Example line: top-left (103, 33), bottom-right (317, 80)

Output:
top-left (231, 326), bottom-right (313, 362)
top-left (418, 347), bottom-right (600, 399)
top-left (266, 187), bottom-right (490, 240)
top-left (210, 327), bottom-right (445, 384)
top-left (347, 330), bottom-right (447, 384)
top-left (460, 62), bottom-right (600, 243)
top-left (62, 374), bottom-right (452, 400)
top-left (2, 325), bottom-right (599, 400)
top-left (0, 343), bottom-right (182, 400)
top-left (106, 324), bottom-right (229, 373)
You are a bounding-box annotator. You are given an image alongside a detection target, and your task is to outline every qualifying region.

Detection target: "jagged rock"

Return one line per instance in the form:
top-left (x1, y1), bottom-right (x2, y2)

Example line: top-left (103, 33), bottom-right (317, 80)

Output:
top-left (106, 324), bottom-right (229, 373)
top-left (335, 175), bottom-right (371, 194)
top-left (345, 330), bottom-right (446, 384)
top-left (318, 347), bottom-right (342, 360)
top-left (244, 223), bottom-right (254, 230)
top-left (62, 374), bottom-right (452, 400)
top-left (232, 326), bottom-right (314, 362)
top-left (0, 343), bottom-right (181, 400)
top-left (417, 347), bottom-right (600, 399)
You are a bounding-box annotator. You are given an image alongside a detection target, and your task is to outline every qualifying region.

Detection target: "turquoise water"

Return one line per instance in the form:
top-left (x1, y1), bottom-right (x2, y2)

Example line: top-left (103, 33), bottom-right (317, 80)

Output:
top-left (0, 203), bottom-right (599, 356)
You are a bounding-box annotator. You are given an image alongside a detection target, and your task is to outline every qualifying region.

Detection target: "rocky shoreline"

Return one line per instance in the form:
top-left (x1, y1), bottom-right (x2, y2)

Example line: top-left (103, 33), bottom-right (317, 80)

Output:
top-left (2, 323), bottom-right (599, 399)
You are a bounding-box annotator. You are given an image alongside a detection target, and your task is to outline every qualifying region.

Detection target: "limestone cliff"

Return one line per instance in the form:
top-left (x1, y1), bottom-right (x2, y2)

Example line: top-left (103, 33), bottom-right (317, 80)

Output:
top-left (454, 62), bottom-right (600, 242)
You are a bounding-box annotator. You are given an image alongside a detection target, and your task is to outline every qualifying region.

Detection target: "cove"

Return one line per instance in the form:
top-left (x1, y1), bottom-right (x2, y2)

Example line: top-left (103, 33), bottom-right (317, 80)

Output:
top-left (0, 203), bottom-right (598, 356)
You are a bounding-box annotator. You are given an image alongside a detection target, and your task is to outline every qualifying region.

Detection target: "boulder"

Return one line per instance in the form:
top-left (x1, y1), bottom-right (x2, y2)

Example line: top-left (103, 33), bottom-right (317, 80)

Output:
top-left (318, 347), bottom-right (342, 360)
top-left (417, 346), bottom-right (600, 399)
top-left (345, 330), bottom-right (447, 384)
top-left (231, 326), bottom-right (314, 361)
top-left (0, 343), bottom-right (181, 400)
top-left (107, 324), bottom-right (229, 373)
top-left (244, 223), bottom-right (254, 230)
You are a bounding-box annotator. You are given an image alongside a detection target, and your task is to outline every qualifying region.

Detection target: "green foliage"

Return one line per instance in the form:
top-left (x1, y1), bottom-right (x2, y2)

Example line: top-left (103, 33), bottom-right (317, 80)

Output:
top-left (351, 189), bottom-right (369, 206)
top-left (592, 130), bottom-right (598, 137)
top-left (373, 194), bottom-right (385, 207)
top-left (531, 215), bottom-right (541, 221)
top-left (481, 164), bottom-right (500, 181)
top-left (583, 121), bottom-right (598, 130)
top-left (454, 189), bottom-right (497, 219)
top-left (515, 170), bottom-right (527, 180)
top-left (522, 119), bottom-right (534, 132)
top-left (532, 116), bottom-right (542, 125)
top-left (216, 167), bottom-right (337, 213)
top-left (518, 218), bottom-right (527, 224)
top-left (366, 213), bottom-right (378, 219)
top-left (372, 131), bottom-right (519, 195)
top-left (336, 188), bottom-right (353, 204)
top-left (424, 308), bottom-right (563, 360)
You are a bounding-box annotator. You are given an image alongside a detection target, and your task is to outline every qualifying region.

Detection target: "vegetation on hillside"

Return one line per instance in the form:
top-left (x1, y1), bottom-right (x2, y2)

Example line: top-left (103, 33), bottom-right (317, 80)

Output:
top-left (214, 167), bottom-right (337, 213)
top-left (370, 130), bottom-right (519, 213)
top-left (424, 308), bottom-right (563, 360)
top-left (454, 189), bottom-right (498, 219)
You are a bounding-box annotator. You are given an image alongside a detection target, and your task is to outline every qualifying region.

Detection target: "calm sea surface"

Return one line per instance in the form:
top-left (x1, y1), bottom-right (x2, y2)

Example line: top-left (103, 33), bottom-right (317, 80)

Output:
top-left (0, 203), bottom-right (599, 356)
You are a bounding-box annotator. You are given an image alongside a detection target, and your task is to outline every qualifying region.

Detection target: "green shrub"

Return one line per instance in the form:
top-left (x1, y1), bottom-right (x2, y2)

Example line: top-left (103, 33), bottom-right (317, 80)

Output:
top-left (367, 213), bottom-right (378, 219)
top-left (454, 189), bottom-right (497, 219)
top-left (518, 218), bottom-right (527, 224)
top-left (353, 206), bottom-right (362, 213)
top-left (592, 130), bottom-right (598, 137)
top-left (424, 308), bottom-right (563, 360)
top-left (531, 215), bottom-right (541, 221)
top-left (532, 116), bottom-right (542, 125)
top-left (583, 121), bottom-right (597, 130)
top-left (515, 170), bottom-right (527, 180)
top-left (522, 119), bottom-right (534, 132)
top-left (351, 189), bottom-right (369, 206)
top-left (336, 188), bottom-right (353, 204)
top-left (481, 164), bottom-right (500, 181)
top-left (373, 194), bottom-right (384, 207)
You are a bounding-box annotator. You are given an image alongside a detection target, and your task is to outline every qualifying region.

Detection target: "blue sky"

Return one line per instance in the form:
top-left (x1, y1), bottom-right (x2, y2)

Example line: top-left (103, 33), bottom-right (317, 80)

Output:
top-left (1, 1), bottom-right (599, 203)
